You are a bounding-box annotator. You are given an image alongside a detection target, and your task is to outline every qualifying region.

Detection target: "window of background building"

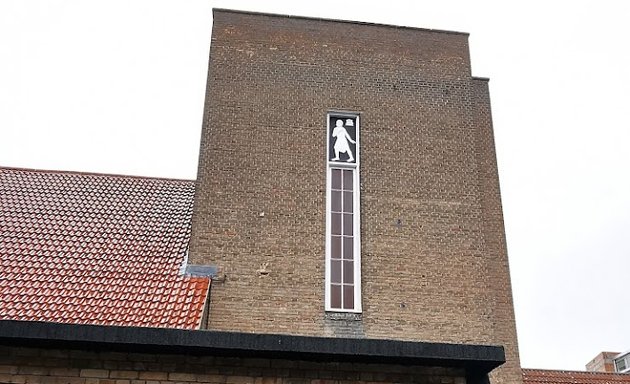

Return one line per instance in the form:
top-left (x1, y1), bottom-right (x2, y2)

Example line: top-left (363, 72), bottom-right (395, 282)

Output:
top-left (615, 353), bottom-right (630, 373)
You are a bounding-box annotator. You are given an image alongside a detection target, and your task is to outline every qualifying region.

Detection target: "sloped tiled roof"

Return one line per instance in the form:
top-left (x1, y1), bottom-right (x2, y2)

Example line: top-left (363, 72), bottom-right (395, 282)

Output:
top-left (0, 167), bottom-right (209, 329)
top-left (523, 369), bottom-right (630, 384)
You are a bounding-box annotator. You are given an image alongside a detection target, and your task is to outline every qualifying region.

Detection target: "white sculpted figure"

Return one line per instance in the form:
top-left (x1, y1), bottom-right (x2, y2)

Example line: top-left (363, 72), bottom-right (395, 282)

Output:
top-left (331, 119), bottom-right (356, 162)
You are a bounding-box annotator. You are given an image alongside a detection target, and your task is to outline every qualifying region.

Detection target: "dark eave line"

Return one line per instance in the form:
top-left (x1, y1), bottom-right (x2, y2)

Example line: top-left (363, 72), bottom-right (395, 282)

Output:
top-left (0, 320), bottom-right (504, 373)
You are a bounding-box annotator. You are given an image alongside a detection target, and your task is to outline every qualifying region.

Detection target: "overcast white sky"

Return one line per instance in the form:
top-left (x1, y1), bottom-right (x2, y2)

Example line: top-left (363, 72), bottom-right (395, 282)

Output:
top-left (1, 0), bottom-right (629, 371)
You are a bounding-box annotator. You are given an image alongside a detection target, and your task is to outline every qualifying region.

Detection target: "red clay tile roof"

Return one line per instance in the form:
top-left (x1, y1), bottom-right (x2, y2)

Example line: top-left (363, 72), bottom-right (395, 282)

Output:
top-left (523, 369), bottom-right (630, 384)
top-left (0, 167), bottom-right (209, 329)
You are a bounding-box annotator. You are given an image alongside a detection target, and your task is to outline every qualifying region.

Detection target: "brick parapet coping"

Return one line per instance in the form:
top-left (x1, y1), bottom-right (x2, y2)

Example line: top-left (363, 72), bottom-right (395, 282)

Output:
top-left (213, 8), bottom-right (469, 36)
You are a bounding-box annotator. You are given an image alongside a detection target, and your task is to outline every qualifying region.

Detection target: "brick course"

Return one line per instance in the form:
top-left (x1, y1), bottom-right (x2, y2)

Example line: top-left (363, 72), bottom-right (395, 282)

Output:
top-left (189, 9), bottom-right (521, 384)
top-left (0, 345), bottom-right (465, 384)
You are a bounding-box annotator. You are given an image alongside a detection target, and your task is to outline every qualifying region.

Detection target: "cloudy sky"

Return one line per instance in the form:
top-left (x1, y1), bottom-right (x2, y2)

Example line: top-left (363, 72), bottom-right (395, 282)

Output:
top-left (1, 0), bottom-right (629, 371)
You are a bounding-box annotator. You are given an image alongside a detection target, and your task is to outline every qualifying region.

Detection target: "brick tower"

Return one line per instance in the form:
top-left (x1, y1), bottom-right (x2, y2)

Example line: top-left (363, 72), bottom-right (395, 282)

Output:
top-left (189, 9), bottom-right (522, 384)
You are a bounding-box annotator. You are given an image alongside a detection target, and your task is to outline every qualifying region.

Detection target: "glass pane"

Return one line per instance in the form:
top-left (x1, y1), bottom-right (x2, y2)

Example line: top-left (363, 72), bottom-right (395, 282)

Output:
top-left (343, 236), bottom-right (353, 260)
top-left (343, 170), bottom-right (353, 191)
top-left (343, 213), bottom-right (353, 235)
top-left (343, 285), bottom-right (354, 310)
top-left (332, 169), bottom-right (342, 190)
top-left (331, 191), bottom-right (341, 212)
top-left (331, 284), bottom-right (342, 309)
top-left (331, 236), bottom-right (341, 259)
top-left (331, 213), bottom-right (341, 235)
top-left (331, 260), bottom-right (341, 283)
top-left (343, 192), bottom-right (353, 213)
top-left (343, 260), bottom-right (354, 284)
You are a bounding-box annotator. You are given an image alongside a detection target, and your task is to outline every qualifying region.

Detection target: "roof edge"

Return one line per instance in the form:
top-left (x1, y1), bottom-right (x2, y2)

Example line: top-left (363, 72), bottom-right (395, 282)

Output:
top-left (0, 320), bottom-right (504, 373)
top-left (522, 368), bottom-right (630, 375)
top-left (0, 165), bottom-right (194, 183)
top-left (213, 8), bottom-right (469, 37)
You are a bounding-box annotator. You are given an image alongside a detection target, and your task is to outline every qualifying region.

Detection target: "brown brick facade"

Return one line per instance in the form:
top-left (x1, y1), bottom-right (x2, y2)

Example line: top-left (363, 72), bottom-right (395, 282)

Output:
top-left (189, 9), bottom-right (521, 384)
top-left (471, 79), bottom-right (522, 384)
top-left (0, 345), bottom-right (466, 384)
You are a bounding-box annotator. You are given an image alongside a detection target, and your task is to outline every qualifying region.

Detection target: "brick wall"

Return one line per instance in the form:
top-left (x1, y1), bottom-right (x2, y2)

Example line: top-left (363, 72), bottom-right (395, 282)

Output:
top-left (471, 78), bottom-right (522, 384)
top-left (586, 352), bottom-right (620, 373)
top-left (189, 10), bottom-right (521, 384)
top-left (0, 345), bottom-right (465, 384)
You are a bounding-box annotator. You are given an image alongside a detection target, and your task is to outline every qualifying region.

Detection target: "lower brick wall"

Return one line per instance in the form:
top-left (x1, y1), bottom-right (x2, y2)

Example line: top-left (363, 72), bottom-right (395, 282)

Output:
top-left (0, 345), bottom-right (466, 384)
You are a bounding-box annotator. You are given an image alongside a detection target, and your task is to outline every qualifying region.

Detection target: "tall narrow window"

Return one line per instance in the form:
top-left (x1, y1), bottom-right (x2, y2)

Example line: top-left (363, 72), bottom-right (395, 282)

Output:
top-left (325, 113), bottom-right (361, 312)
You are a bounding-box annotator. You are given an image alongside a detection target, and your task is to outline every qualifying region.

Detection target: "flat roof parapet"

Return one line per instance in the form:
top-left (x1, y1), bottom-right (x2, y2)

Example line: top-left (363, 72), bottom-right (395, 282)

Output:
top-left (213, 8), bottom-right (469, 36)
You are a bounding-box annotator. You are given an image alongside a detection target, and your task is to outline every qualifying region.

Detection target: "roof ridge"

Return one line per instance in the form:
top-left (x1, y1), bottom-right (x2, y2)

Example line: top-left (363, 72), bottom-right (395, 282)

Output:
top-left (0, 165), bottom-right (195, 183)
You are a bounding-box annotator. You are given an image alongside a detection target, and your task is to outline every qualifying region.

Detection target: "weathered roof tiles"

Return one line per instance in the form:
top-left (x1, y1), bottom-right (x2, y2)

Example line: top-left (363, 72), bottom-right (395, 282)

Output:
top-left (523, 369), bottom-right (630, 384)
top-left (0, 167), bottom-right (209, 329)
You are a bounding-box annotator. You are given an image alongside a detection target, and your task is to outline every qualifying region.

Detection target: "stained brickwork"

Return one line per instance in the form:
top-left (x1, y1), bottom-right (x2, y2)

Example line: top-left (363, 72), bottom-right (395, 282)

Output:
top-left (0, 345), bottom-right (465, 384)
top-left (189, 9), bottom-right (521, 384)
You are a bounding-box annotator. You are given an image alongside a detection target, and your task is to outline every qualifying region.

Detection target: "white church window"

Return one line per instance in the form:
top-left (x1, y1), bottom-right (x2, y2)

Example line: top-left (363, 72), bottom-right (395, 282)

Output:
top-left (325, 113), bottom-right (361, 312)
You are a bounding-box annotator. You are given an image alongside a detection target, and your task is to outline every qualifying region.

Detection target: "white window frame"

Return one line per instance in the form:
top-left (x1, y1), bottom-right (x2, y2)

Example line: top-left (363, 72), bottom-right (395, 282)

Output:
top-left (325, 112), bottom-right (361, 313)
top-left (615, 352), bottom-right (630, 373)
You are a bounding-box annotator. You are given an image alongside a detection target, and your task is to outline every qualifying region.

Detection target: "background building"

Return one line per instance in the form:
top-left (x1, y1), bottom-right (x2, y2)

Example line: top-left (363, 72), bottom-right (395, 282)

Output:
top-left (586, 351), bottom-right (621, 373)
top-left (586, 351), bottom-right (630, 374)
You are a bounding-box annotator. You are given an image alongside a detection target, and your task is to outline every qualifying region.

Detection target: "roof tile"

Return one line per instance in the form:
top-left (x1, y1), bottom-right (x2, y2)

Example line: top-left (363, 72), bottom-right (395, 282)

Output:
top-left (0, 167), bottom-right (209, 329)
top-left (523, 369), bottom-right (630, 384)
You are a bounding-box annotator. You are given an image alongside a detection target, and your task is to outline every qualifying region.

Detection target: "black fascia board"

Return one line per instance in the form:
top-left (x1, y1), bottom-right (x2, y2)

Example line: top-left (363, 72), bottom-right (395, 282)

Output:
top-left (0, 320), bottom-right (504, 373)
